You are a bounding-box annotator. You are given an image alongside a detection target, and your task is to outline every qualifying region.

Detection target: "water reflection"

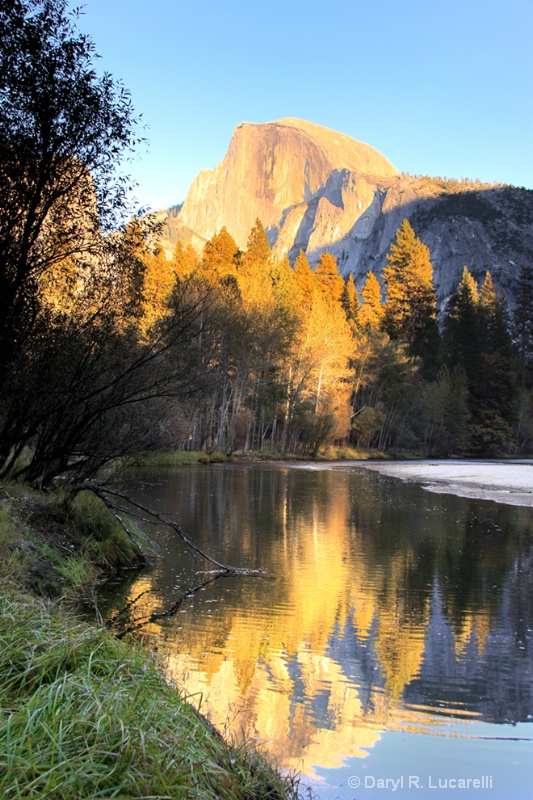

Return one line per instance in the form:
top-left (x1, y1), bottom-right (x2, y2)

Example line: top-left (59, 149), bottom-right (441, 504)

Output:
top-left (104, 464), bottom-right (533, 782)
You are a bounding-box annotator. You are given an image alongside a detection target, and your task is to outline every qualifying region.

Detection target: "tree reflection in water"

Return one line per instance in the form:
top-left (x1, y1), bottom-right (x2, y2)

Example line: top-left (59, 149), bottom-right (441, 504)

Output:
top-left (102, 464), bottom-right (533, 780)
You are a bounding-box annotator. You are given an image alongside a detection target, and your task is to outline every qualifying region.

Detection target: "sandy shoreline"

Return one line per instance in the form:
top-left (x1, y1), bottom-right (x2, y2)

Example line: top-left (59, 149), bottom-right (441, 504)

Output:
top-left (353, 460), bottom-right (533, 507)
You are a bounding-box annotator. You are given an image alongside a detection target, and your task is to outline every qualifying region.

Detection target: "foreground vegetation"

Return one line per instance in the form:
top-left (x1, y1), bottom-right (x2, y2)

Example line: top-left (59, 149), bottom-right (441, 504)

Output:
top-left (0, 586), bottom-right (301, 800)
top-left (0, 485), bottom-right (303, 800)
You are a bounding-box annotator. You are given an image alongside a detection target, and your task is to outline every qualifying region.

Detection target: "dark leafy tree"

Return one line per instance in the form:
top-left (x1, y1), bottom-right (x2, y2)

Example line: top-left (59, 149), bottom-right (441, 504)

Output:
top-left (416, 367), bottom-right (469, 456)
top-left (475, 272), bottom-right (516, 453)
top-left (0, 0), bottom-right (143, 370)
top-left (512, 265), bottom-right (533, 451)
top-left (0, 1), bottom-right (213, 486)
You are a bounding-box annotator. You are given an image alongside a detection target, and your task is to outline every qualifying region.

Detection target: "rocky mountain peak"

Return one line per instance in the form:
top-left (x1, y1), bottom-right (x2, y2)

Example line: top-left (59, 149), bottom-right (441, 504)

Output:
top-left (176, 118), bottom-right (398, 249)
top-left (164, 119), bottom-right (533, 309)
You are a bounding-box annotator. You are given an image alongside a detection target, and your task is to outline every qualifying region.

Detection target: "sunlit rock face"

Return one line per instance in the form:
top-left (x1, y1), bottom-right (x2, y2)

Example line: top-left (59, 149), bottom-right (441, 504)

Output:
top-left (177, 117), bottom-right (398, 250)
top-left (168, 118), bottom-right (533, 307)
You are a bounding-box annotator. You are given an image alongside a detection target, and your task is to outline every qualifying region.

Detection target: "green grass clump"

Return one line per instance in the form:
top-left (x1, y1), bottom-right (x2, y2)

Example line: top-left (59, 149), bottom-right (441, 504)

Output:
top-left (0, 504), bottom-right (24, 581)
top-left (129, 450), bottom-right (230, 467)
top-left (0, 586), bottom-right (302, 800)
top-left (68, 489), bottom-right (146, 570)
top-left (0, 483), bottom-right (146, 600)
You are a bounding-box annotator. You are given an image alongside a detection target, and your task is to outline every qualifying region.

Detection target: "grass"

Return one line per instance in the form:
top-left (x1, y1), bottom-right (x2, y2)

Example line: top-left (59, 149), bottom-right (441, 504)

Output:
top-left (0, 483), bottom-right (145, 600)
top-left (126, 450), bottom-right (231, 467)
top-left (128, 447), bottom-right (388, 467)
top-left (0, 586), bottom-right (303, 800)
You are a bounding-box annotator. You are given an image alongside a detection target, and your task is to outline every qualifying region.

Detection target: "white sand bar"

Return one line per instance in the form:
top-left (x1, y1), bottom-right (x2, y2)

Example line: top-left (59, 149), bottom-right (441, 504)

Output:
top-left (354, 460), bottom-right (533, 507)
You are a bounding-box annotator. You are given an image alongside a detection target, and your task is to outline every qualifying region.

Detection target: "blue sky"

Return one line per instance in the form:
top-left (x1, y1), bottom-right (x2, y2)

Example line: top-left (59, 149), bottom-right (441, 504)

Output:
top-left (72, 0), bottom-right (533, 211)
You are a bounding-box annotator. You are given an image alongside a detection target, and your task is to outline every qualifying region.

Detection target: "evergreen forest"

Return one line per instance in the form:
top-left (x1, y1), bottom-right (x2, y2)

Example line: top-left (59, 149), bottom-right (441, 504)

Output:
top-left (112, 217), bottom-right (533, 462)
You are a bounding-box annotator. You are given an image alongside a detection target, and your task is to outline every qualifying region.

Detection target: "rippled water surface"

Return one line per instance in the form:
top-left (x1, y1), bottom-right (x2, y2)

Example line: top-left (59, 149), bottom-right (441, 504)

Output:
top-left (103, 463), bottom-right (533, 798)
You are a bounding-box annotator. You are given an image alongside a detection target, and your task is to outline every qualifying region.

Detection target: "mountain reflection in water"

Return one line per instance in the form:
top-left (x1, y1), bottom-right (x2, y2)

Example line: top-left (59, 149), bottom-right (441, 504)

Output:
top-left (103, 463), bottom-right (533, 783)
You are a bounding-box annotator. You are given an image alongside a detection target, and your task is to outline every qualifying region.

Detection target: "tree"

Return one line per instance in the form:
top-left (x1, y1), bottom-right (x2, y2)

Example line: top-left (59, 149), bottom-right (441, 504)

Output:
top-left (0, 1), bottom-right (213, 486)
top-left (416, 367), bottom-right (469, 456)
top-left (513, 264), bottom-right (533, 387)
top-left (358, 271), bottom-right (384, 331)
top-left (443, 266), bottom-right (480, 385)
top-left (199, 227), bottom-right (239, 284)
top-left (443, 267), bottom-right (516, 455)
top-left (282, 274), bottom-right (355, 454)
top-left (315, 252), bottom-right (344, 306)
top-left (350, 333), bottom-right (419, 452)
top-left (479, 272), bottom-right (513, 356)
top-left (0, 0), bottom-right (141, 372)
top-left (293, 249), bottom-right (315, 312)
top-left (342, 272), bottom-right (359, 326)
top-left (139, 246), bottom-right (176, 335)
top-left (171, 241), bottom-right (198, 280)
top-left (228, 218), bottom-right (273, 314)
top-left (383, 219), bottom-right (439, 373)
top-left (513, 265), bottom-right (533, 451)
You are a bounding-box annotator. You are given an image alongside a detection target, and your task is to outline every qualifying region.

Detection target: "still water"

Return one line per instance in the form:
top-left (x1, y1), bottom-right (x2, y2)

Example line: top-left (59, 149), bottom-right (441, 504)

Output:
top-left (104, 463), bottom-right (533, 799)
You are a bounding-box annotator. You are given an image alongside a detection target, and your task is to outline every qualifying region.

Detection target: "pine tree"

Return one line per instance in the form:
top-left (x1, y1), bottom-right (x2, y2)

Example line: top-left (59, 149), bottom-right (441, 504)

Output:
top-left (443, 266), bottom-right (480, 385)
top-left (139, 245), bottom-right (176, 334)
top-left (294, 249), bottom-right (316, 312)
top-left (444, 267), bottom-right (516, 455)
top-left (513, 264), bottom-right (533, 386)
top-left (240, 219), bottom-right (271, 275)
top-left (200, 227), bottom-right (240, 282)
top-left (479, 270), bottom-right (497, 308)
top-left (171, 241), bottom-right (198, 279)
top-left (342, 272), bottom-right (360, 326)
top-left (315, 252), bottom-right (344, 306)
top-left (382, 219), bottom-right (439, 371)
top-left (269, 254), bottom-right (298, 306)
top-left (479, 271), bottom-right (513, 355)
top-left (238, 219), bottom-right (272, 307)
top-left (359, 271), bottom-right (384, 331)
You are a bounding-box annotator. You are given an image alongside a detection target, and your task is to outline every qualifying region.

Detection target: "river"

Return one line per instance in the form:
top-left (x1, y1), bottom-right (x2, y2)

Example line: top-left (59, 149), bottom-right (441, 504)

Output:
top-left (103, 462), bottom-right (533, 799)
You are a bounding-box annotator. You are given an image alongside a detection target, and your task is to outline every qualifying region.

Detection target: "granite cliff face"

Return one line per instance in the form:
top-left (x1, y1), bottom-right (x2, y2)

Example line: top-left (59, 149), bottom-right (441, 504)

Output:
top-left (166, 118), bottom-right (533, 306)
top-left (177, 118), bottom-right (398, 247)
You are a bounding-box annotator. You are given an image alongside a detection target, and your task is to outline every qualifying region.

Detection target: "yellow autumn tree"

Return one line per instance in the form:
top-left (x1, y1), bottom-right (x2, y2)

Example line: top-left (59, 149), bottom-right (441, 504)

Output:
top-left (282, 254), bottom-right (355, 453)
top-left (359, 271), bottom-right (384, 330)
top-left (171, 241), bottom-right (198, 279)
top-left (315, 251), bottom-right (344, 306)
top-left (139, 245), bottom-right (177, 335)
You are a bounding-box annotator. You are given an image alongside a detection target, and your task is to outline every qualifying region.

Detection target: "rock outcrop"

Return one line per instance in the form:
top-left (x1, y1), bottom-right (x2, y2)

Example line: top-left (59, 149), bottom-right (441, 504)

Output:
top-left (163, 118), bottom-right (533, 307)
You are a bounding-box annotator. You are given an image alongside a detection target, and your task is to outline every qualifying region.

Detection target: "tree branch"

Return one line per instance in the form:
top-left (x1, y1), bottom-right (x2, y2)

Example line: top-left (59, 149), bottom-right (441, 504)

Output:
top-left (81, 482), bottom-right (268, 576)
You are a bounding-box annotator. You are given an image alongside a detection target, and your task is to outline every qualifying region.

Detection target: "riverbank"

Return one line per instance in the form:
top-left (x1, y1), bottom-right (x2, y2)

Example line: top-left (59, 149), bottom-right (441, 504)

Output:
top-left (130, 445), bottom-right (384, 467)
top-left (0, 586), bottom-right (301, 799)
top-left (354, 459), bottom-right (533, 507)
top-left (0, 483), bottom-right (302, 800)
